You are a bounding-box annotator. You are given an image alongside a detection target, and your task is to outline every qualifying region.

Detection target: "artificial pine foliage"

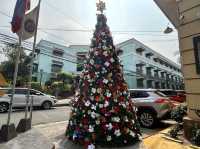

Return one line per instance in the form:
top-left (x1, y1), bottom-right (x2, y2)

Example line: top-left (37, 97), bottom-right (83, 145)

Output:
top-left (191, 125), bottom-right (200, 146)
top-left (168, 105), bottom-right (186, 139)
top-left (66, 2), bottom-right (141, 148)
top-left (171, 105), bottom-right (187, 123)
top-left (169, 124), bottom-right (182, 139)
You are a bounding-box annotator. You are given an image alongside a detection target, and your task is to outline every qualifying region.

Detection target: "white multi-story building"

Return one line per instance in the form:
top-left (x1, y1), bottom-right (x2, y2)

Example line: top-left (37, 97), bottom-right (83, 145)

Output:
top-left (33, 38), bottom-right (184, 89)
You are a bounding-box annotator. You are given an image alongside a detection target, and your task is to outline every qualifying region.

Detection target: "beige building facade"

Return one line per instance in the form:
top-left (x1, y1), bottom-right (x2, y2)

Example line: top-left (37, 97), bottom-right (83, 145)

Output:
top-left (177, 0), bottom-right (200, 121)
top-left (155, 0), bottom-right (200, 139)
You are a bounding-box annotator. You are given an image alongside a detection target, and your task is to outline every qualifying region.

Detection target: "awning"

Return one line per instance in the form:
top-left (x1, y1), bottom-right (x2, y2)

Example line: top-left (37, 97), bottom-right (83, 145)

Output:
top-left (154, 0), bottom-right (179, 28)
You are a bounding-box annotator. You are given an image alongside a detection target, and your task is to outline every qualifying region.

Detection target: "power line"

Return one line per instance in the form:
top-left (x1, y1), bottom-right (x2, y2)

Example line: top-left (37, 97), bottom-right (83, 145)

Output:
top-left (44, 0), bottom-right (89, 30)
top-left (0, 25), bottom-right (177, 35)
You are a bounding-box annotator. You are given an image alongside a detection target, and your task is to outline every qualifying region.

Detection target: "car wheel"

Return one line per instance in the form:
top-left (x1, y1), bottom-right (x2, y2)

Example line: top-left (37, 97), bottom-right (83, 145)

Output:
top-left (42, 101), bottom-right (52, 110)
top-left (0, 102), bottom-right (9, 113)
top-left (138, 110), bottom-right (156, 128)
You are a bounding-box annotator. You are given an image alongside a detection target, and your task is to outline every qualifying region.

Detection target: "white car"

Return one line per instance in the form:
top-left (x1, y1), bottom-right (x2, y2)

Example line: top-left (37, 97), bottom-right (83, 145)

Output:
top-left (0, 88), bottom-right (58, 113)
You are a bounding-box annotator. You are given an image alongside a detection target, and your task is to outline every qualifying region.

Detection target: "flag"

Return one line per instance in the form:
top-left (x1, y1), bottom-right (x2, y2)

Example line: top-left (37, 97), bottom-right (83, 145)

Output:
top-left (11, 0), bottom-right (31, 33)
top-left (17, 6), bottom-right (39, 40)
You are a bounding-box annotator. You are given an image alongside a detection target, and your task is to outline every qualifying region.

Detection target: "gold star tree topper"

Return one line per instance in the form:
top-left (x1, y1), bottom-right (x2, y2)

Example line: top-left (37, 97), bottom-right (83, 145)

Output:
top-left (96, 0), bottom-right (106, 13)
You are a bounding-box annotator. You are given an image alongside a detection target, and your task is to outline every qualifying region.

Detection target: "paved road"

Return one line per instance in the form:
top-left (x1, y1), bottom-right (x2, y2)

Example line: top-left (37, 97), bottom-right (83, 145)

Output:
top-left (0, 106), bottom-right (71, 127)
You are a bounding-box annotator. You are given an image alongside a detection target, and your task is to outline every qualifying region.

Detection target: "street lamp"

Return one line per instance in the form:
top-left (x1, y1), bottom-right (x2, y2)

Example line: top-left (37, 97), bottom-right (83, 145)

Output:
top-left (164, 26), bottom-right (174, 34)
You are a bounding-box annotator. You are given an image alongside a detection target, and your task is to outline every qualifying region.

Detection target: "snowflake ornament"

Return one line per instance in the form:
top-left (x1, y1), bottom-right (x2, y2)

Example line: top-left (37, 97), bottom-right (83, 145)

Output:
top-left (112, 117), bottom-right (120, 122)
top-left (114, 129), bottom-right (121, 136)
top-left (73, 133), bottom-right (77, 140)
top-left (97, 88), bottom-right (102, 93)
top-left (106, 92), bottom-right (112, 97)
top-left (94, 51), bottom-right (99, 56)
top-left (101, 32), bottom-right (106, 36)
top-left (92, 88), bottom-right (96, 93)
top-left (103, 51), bottom-right (108, 56)
top-left (130, 131), bottom-right (136, 137)
top-left (103, 79), bottom-right (108, 84)
top-left (91, 105), bottom-right (96, 110)
top-left (110, 58), bottom-right (114, 62)
top-left (104, 101), bottom-right (109, 107)
top-left (88, 144), bottom-right (95, 149)
top-left (85, 101), bottom-right (91, 107)
top-left (106, 123), bottom-right (113, 130)
top-left (99, 104), bottom-right (104, 108)
top-left (104, 61), bottom-right (110, 67)
top-left (91, 111), bottom-right (96, 119)
top-left (89, 125), bottom-right (94, 132)
top-left (96, 120), bottom-right (100, 125)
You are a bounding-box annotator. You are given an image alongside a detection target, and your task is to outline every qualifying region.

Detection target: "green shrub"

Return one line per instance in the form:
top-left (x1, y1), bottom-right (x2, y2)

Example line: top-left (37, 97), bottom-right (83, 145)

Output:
top-left (31, 82), bottom-right (43, 91)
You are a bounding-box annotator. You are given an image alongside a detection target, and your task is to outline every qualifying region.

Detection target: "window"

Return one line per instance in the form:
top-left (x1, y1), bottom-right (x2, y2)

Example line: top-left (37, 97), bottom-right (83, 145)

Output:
top-left (153, 58), bottom-right (158, 62)
top-left (154, 70), bottom-right (159, 78)
top-left (51, 60), bottom-right (63, 73)
top-left (30, 90), bottom-right (43, 95)
top-left (146, 67), bottom-right (152, 77)
top-left (160, 91), bottom-right (177, 97)
top-left (77, 52), bottom-right (87, 71)
top-left (33, 63), bottom-right (38, 73)
top-left (161, 72), bottom-right (165, 78)
top-left (53, 49), bottom-right (64, 57)
top-left (136, 48), bottom-right (144, 56)
top-left (155, 91), bottom-right (166, 97)
top-left (145, 52), bottom-right (153, 59)
top-left (130, 91), bottom-right (149, 98)
top-left (51, 65), bottom-right (62, 73)
top-left (147, 80), bottom-right (153, 88)
top-left (136, 65), bottom-right (143, 74)
top-left (137, 79), bottom-right (144, 88)
top-left (15, 89), bottom-right (27, 94)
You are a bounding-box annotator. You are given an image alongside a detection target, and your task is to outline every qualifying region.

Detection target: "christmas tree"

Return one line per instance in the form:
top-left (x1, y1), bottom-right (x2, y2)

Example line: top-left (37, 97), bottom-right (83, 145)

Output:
top-left (66, 1), bottom-right (141, 148)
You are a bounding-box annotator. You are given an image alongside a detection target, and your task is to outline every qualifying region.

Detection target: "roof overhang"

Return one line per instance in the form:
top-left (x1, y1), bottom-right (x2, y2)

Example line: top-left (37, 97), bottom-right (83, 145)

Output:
top-left (154, 0), bottom-right (179, 28)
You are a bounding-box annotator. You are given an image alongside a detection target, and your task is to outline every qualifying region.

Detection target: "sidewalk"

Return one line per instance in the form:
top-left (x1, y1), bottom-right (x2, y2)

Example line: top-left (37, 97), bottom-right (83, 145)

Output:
top-left (0, 121), bottom-right (66, 149)
top-left (0, 121), bottom-right (148, 149)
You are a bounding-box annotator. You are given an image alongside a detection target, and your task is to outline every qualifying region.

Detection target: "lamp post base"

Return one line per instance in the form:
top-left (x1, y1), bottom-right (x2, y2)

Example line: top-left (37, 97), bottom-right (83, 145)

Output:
top-left (0, 124), bottom-right (17, 142)
top-left (16, 118), bottom-right (31, 133)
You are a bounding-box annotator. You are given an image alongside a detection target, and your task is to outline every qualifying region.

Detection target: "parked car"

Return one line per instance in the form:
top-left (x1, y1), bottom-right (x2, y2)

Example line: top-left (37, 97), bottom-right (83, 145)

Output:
top-left (0, 88), bottom-right (57, 113)
top-left (129, 89), bottom-right (173, 128)
top-left (158, 89), bottom-right (186, 103)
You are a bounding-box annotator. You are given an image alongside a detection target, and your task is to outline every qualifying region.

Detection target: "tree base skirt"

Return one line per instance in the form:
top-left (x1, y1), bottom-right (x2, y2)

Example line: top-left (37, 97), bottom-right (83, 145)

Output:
top-left (67, 136), bottom-right (140, 148)
top-left (97, 138), bottom-right (140, 148)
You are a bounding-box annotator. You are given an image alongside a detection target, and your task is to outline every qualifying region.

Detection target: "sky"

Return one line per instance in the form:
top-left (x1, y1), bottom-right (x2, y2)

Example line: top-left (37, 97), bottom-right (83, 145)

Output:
top-left (0, 0), bottom-right (180, 63)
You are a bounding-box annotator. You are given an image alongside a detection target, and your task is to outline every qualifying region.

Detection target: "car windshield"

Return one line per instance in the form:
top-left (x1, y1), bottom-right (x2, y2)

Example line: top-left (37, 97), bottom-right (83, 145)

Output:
top-left (130, 91), bottom-right (149, 98)
top-left (161, 91), bottom-right (177, 96)
top-left (154, 91), bottom-right (167, 97)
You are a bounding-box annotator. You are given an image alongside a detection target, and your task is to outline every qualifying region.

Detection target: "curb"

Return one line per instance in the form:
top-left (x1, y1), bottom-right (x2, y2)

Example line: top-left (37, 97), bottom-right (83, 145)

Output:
top-left (54, 103), bottom-right (70, 107)
top-left (34, 120), bottom-right (68, 128)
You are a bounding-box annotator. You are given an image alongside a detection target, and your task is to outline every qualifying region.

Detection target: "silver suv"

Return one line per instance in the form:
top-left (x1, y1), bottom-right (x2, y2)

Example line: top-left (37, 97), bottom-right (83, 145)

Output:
top-left (0, 88), bottom-right (57, 113)
top-left (129, 89), bottom-right (173, 128)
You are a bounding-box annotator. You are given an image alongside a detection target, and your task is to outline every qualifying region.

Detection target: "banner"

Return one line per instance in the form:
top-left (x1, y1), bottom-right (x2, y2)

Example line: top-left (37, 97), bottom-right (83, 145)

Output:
top-left (17, 6), bottom-right (39, 41)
